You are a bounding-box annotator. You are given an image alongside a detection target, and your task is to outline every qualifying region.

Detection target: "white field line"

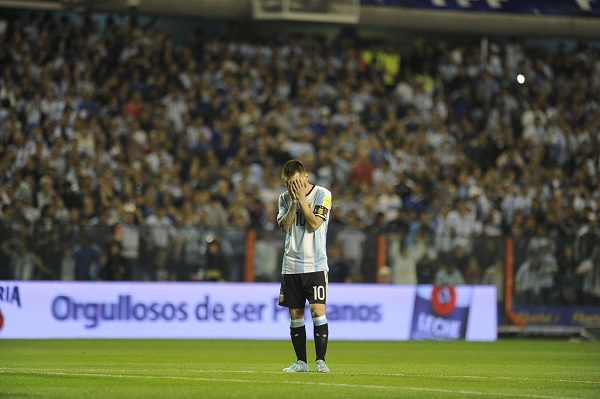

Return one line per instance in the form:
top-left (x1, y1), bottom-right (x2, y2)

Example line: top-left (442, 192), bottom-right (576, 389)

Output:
top-left (1, 366), bottom-right (599, 385)
top-left (0, 368), bottom-right (593, 399)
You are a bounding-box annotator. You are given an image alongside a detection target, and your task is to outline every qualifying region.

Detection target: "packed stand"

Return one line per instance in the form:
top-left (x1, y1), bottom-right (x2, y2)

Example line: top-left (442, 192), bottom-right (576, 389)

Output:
top-left (0, 13), bottom-right (599, 306)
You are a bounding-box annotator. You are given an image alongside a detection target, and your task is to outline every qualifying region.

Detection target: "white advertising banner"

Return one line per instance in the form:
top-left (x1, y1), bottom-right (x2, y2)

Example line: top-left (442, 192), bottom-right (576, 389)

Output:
top-left (0, 282), bottom-right (496, 341)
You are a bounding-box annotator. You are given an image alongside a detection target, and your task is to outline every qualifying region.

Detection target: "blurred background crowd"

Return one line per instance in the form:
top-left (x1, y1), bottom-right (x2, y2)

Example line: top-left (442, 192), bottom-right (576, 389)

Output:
top-left (0, 12), bottom-right (599, 307)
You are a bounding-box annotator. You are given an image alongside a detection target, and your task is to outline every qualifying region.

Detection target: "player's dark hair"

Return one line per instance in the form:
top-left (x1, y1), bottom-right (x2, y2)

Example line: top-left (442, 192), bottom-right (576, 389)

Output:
top-left (281, 159), bottom-right (306, 181)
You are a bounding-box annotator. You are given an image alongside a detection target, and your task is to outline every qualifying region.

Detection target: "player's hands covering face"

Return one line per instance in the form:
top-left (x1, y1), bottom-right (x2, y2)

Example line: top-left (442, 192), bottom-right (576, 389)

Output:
top-left (287, 175), bottom-right (307, 201)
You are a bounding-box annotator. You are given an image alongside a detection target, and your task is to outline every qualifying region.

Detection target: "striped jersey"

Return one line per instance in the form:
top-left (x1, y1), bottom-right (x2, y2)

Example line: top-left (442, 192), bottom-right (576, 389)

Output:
top-left (277, 184), bottom-right (332, 274)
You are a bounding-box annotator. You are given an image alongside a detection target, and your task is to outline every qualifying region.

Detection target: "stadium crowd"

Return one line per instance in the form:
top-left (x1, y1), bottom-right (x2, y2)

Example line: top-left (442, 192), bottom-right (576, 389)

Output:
top-left (0, 12), bottom-right (599, 306)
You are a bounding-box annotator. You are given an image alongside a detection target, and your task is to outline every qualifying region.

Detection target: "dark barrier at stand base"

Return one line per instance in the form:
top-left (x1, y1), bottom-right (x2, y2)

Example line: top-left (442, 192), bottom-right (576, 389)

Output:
top-left (498, 325), bottom-right (599, 341)
top-left (585, 327), bottom-right (600, 341)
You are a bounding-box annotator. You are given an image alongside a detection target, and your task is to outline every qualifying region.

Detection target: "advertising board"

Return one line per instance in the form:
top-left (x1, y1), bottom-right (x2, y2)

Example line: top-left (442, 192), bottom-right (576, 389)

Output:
top-left (0, 282), bottom-right (496, 340)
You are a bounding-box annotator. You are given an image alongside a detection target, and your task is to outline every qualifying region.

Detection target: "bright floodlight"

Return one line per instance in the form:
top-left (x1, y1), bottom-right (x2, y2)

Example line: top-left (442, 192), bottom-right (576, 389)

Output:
top-left (517, 74), bottom-right (525, 84)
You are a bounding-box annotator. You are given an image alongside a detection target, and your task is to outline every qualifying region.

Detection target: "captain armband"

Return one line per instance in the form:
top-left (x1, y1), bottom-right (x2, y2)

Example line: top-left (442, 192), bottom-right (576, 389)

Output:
top-left (313, 205), bottom-right (329, 217)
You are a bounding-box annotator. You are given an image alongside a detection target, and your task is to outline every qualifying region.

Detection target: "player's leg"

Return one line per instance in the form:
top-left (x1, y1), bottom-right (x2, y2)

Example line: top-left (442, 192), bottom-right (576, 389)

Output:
top-left (279, 275), bottom-right (309, 372)
top-left (310, 304), bottom-right (328, 358)
top-left (288, 307), bottom-right (307, 367)
top-left (307, 272), bottom-right (330, 372)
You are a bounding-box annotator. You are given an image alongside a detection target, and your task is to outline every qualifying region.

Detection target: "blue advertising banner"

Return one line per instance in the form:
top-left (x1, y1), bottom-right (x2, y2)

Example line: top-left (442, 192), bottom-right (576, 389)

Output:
top-left (513, 306), bottom-right (600, 326)
top-left (362, 0), bottom-right (600, 16)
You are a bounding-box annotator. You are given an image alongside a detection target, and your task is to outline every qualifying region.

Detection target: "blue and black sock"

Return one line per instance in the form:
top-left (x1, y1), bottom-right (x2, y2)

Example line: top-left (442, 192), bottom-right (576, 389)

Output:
top-left (290, 319), bottom-right (307, 363)
top-left (313, 315), bottom-right (328, 361)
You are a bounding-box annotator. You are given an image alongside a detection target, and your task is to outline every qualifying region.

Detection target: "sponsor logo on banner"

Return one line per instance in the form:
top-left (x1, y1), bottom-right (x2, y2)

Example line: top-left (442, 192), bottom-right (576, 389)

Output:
top-left (0, 284), bottom-right (22, 334)
top-left (513, 306), bottom-right (600, 326)
top-left (410, 285), bottom-right (473, 340)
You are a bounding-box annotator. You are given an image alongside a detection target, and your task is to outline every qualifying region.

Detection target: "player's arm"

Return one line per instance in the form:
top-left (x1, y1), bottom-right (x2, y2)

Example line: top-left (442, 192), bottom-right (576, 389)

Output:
top-left (297, 197), bottom-right (324, 233)
top-left (278, 198), bottom-right (297, 233)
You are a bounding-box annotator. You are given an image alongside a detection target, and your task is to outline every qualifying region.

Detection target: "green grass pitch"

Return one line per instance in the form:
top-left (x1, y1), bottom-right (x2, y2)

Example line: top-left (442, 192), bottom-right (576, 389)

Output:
top-left (1, 339), bottom-right (599, 398)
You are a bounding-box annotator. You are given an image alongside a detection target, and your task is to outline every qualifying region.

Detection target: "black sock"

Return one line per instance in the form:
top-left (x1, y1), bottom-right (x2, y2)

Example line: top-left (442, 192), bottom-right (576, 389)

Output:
top-left (314, 323), bottom-right (328, 361)
top-left (290, 326), bottom-right (307, 363)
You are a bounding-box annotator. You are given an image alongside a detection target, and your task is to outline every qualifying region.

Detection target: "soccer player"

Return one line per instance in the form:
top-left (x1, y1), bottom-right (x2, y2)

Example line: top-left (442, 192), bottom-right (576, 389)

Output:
top-left (277, 159), bottom-right (332, 373)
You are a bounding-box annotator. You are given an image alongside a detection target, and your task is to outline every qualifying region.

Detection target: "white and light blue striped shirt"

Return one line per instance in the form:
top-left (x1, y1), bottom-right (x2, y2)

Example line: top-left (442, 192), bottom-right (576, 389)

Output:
top-left (278, 184), bottom-right (332, 274)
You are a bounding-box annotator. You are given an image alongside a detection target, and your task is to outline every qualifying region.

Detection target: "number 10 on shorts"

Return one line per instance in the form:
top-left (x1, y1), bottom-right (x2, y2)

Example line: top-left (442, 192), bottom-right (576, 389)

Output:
top-left (313, 285), bottom-right (326, 301)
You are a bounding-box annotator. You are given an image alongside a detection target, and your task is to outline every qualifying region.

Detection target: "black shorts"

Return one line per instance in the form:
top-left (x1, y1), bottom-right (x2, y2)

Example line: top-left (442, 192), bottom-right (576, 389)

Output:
top-left (278, 271), bottom-right (328, 309)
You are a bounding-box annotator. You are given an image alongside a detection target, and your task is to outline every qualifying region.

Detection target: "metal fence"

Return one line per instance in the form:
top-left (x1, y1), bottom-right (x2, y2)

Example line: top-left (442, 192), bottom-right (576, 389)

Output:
top-left (1, 220), bottom-right (597, 310)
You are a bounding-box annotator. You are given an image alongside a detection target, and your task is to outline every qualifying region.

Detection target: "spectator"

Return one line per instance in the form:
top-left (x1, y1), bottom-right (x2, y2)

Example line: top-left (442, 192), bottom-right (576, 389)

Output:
top-left (576, 245), bottom-right (600, 306)
top-left (253, 229), bottom-right (281, 282)
top-left (103, 238), bottom-right (129, 281)
top-left (536, 240), bottom-right (559, 304)
top-left (555, 243), bottom-right (581, 305)
top-left (171, 210), bottom-right (204, 280)
top-left (328, 242), bottom-right (352, 283)
top-left (73, 233), bottom-right (102, 281)
top-left (434, 256), bottom-right (465, 286)
top-left (403, 183), bottom-right (430, 216)
top-left (464, 256), bottom-right (482, 285)
top-left (374, 184), bottom-right (402, 224)
top-left (482, 257), bottom-right (504, 302)
top-left (31, 204), bottom-right (62, 279)
top-left (36, 176), bottom-right (55, 210)
top-left (145, 205), bottom-right (176, 280)
top-left (416, 247), bottom-right (438, 284)
top-left (333, 209), bottom-right (366, 278)
top-left (2, 240), bottom-right (52, 280)
top-left (347, 150), bottom-right (375, 188)
top-left (514, 243), bottom-right (558, 305)
top-left (389, 236), bottom-right (421, 285)
top-left (359, 211), bottom-right (387, 283)
top-left (116, 203), bottom-right (144, 280)
top-left (445, 198), bottom-right (478, 251)
top-left (0, 12), bottom-right (598, 298)
top-left (575, 212), bottom-right (600, 262)
top-left (60, 246), bottom-right (76, 281)
top-left (377, 265), bottom-right (392, 284)
top-left (202, 237), bottom-right (230, 282)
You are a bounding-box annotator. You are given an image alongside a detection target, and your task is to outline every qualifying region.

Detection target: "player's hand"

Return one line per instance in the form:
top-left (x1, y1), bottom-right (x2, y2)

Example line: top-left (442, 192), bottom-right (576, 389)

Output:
top-left (287, 181), bottom-right (298, 201)
top-left (290, 179), bottom-right (305, 201)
